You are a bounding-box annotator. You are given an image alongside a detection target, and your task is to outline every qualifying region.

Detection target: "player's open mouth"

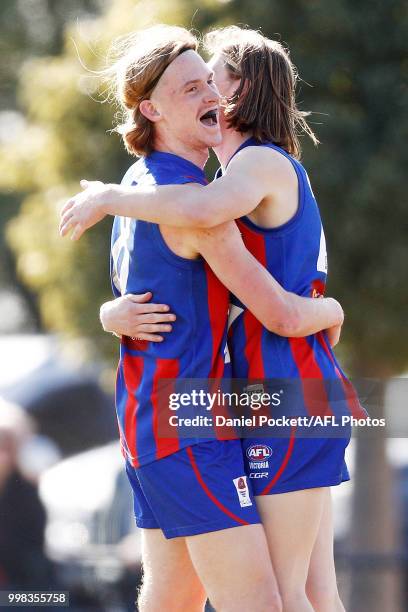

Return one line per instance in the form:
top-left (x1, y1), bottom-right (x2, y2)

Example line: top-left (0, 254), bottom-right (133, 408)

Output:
top-left (199, 109), bottom-right (218, 126)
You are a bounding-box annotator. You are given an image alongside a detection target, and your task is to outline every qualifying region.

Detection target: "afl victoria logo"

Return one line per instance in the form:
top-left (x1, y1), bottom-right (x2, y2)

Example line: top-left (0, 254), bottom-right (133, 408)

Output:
top-left (246, 444), bottom-right (273, 460)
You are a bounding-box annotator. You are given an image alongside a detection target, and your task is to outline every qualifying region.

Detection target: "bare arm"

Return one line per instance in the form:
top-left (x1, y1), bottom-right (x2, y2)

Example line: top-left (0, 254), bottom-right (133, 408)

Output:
top-left (59, 148), bottom-right (281, 239)
top-left (101, 148), bottom-right (271, 226)
top-left (188, 222), bottom-right (343, 338)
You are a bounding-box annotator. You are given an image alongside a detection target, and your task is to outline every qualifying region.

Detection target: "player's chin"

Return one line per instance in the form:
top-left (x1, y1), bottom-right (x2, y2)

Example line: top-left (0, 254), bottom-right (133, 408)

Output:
top-left (199, 124), bottom-right (222, 147)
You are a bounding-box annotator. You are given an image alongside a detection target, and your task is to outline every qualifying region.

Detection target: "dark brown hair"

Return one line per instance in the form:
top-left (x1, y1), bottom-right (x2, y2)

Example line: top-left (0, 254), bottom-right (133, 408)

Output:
top-left (107, 25), bottom-right (197, 156)
top-left (204, 26), bottom-right (318, 158)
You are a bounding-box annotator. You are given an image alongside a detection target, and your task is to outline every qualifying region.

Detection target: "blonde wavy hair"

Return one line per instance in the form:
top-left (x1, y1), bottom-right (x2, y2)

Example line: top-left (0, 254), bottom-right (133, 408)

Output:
top-left (106, 25), bottom-right (198, 156)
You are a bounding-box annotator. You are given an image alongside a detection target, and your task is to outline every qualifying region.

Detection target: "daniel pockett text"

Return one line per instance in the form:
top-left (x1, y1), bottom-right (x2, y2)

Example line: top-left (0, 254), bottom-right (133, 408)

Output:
top-left (167, 414), bottom-right (384, 429)
top-left (155, 377), bottom-right (408, 439)
top-left (164, 387), bottom-right (383, 437)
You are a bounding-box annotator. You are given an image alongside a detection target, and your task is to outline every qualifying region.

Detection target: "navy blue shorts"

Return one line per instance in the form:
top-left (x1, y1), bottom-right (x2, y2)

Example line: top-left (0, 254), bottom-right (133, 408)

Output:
top-left (125, 440), bottom-right (261, 539)
top-left (242, 434), bottom-right (350, 496)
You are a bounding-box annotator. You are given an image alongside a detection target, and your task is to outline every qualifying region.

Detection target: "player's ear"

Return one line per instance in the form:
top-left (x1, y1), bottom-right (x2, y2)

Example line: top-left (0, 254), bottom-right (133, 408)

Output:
top-left (139, 100), bottom-right (161, 123)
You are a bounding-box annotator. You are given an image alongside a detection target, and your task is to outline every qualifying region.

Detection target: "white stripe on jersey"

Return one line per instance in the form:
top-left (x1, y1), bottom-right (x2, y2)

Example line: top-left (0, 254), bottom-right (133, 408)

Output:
top-left (111, 216), bottom-right (134, 294)
top-left (317, 227), bottom-right (328, 273)
top-left (228, 303), bottom-right (244, 329)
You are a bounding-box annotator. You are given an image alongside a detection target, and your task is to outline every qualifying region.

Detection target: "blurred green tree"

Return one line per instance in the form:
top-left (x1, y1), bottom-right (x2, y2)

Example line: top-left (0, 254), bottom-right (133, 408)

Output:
top-left (0, 0), bottom-right (105, 329)
top-left (1, 0), bottom-right (224, 351)
top-left (3, 0), bottom-right (406, 370)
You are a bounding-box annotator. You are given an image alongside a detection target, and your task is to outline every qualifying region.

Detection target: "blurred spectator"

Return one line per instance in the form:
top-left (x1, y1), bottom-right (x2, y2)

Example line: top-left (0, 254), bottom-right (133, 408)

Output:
top-left (0, 399), bottom-right (53, 589)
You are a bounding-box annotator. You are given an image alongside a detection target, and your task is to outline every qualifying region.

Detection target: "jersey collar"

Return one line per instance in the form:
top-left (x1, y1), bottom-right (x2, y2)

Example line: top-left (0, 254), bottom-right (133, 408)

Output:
top-left (148, 150), bottom-right (207, 184)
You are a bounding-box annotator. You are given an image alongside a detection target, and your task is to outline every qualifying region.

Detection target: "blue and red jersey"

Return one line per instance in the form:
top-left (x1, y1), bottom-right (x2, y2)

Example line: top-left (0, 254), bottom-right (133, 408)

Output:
top-left (111, 151), bottom-right (230, 467)
top-left (226, 138), bottom-right (366, 420)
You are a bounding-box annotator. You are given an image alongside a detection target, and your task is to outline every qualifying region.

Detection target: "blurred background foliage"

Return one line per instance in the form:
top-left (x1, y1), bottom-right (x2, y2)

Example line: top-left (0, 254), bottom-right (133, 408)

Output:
top-left (1, 0), bottom-right (407, 372)
top-left (1, 3), bottom-right (407, 610)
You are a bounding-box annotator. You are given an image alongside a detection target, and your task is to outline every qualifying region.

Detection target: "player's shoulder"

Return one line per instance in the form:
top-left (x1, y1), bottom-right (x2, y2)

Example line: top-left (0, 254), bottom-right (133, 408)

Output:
top-left (228, 143), bottom-right (295, 182)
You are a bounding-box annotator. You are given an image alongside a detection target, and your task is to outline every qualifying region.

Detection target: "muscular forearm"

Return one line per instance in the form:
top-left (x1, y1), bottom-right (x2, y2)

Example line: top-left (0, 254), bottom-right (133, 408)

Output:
top-left (101, 183), bottom-right (211, 228)
top-left (193, 223), bottom-right (343, 338)
top-left (60, 153), bottom-right (269, 240)
top-left (101, 172), bottom-right (261, 229)
top-left (100, 300), bottom-right (121, 336)
top-left (282, 294), bottom-right (344, 337)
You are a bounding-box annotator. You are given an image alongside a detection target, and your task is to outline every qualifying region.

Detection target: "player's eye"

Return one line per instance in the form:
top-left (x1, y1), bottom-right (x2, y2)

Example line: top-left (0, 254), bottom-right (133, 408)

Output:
top-left (187, 86), bottom-right (198, 93)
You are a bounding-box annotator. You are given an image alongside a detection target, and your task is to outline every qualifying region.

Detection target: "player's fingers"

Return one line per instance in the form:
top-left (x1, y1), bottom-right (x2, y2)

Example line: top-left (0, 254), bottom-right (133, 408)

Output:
top-left (59, 217), bottom-right (75, 237)
top-left (61, 198), bottom-right (75, 216)
top-left (329, 331), bottom-right (340, 347)
top-left (135, 312), bottom-right (176, 324)
top-left (136, 304), bottom-right (173, 315)
top-left (126, 295), bottom-right (173, 314)
top-left (70, 224), bottom-right (84, 241)
top-left (126, 292), bottom-right (152, 303)
top-left (130, 333), bottom-right (163, 342)
top-left (81, 179), bottom-right (104, 189)
top-left (59, 211), bottom-right (74, 233)
top-left (136, 324), bottom-right (173, 333)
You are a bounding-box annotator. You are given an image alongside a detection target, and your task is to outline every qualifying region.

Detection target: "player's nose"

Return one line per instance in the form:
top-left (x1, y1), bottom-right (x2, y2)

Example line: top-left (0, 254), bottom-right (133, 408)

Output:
top-left (203, 81), bottom-right (220, 105)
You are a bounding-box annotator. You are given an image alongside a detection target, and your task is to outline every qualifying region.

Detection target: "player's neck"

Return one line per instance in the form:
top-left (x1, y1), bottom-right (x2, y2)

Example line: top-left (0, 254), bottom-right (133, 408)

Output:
top-left (213, 129), bottom-right (254, 171)
top-left (153, 134), bottom-right (208, 170)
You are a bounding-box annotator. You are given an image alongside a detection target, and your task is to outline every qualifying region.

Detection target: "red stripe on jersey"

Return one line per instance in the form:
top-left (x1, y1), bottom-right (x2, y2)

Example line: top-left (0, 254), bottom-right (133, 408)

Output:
top-left (114, 363), bottom-right (127, 459)
top-left (204, 264), bottom-right (236, 438)
top-left (236, 220), bottom-right (266, 378)
top-left (288, 337), bottom-right (334, 417)
top-left (123, 355), bottom-right (144, 468)
top-left (317, 332), bottom-right (367, 419)
top-left (151, 359), bottom-right (181, 460)
top-left (123, 336), bottom-right (149, 352)
top-left (186, 446), bottom-right (250, 525)
top-left (205, 264), bottom-right (229, 379)
top-left (311, 279), bottom-right (326, 298)
top-left (209, 377), bottom-right (237, 440)
top-left (260, 426), bottom-right (297, 495)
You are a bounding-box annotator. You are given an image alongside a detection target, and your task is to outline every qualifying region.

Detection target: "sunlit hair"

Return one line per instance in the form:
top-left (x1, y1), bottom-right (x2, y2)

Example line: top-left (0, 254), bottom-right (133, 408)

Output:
top-left (105, 25), bottom-right (198, 156)
top-left (204, 26), bottom-right (318, 158)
